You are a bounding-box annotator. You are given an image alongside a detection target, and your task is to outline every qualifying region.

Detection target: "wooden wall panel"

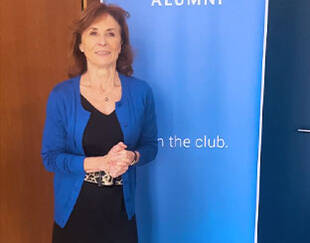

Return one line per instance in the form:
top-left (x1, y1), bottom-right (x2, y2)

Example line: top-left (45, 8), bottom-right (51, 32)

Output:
top-left (0, 0), bottom-right (81, 242)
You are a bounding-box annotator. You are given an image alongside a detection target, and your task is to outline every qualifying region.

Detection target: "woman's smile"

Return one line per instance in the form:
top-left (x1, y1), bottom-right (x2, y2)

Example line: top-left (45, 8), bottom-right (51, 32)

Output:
top-left (95, 50), bottom-right (111, 56)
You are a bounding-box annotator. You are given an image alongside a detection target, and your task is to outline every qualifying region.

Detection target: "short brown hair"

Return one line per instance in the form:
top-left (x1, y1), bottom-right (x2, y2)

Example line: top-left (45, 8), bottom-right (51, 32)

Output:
top-left (68, 2), bottom-right (134, 77)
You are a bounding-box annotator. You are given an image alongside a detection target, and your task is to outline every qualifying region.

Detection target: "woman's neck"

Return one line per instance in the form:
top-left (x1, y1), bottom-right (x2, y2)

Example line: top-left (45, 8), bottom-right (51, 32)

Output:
top-left (83, 64), bottom-right (120, 91)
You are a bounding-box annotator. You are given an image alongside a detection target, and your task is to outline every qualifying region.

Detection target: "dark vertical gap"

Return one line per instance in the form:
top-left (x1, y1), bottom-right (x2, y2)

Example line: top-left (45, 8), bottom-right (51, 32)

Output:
top-left (258, 1), bottom-right (310, 243)
top-left (81, 0), bottom-right (84, 11)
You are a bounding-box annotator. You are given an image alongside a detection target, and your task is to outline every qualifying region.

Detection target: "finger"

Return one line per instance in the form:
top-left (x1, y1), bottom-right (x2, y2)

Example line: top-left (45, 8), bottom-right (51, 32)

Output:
top-left (119, 159), bottom-right (131, 166)
top-left (118, 141), bottom-right (126, 146)
top-left (110, 166), bottom-right (128, 178)
top-left (110, 151), bottom-right (128, 161)
top-left (109, 154), bottom-right (125, 163)
top-left (113, 163), bottom-right (128, 172)
top-left (108, 153), bottom-right (131, 167)
top-left (114, 141), bottom-right (126, 147)
top-left (110, 146), bottom-right (122, 154)
top-left (125, 150), bottom-right (135, 161)
top-left (110, 142), bottom-right (127, 153)
top-left (114, 167), bottom-right (128, 178)
top-left (114, 162), bottom-right (128, 171)
top-left (114, 157), bottom-right (131, 166)
top-left (117, 142), bottom-right (127, 150)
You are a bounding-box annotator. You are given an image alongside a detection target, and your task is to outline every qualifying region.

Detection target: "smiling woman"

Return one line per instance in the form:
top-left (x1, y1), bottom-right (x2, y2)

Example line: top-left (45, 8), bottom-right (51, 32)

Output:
top-left (41, 2), bottom-right (158, 243)
top-left (79, 15), bottom-right (122, 70)
top-left (69, 2), bottom-right (133, 77)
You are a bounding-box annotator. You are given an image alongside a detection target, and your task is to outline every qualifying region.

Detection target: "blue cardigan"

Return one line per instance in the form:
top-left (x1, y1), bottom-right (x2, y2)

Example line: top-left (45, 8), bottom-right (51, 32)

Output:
top-left (41, 74), bottom-right (158, 228)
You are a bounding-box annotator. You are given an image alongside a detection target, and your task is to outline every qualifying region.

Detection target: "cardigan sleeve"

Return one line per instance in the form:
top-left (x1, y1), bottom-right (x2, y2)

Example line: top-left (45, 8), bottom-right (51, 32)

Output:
top-left (41, 88), bottom-right (86, 175)
top-left (135, 85), bottom-right (158, 166)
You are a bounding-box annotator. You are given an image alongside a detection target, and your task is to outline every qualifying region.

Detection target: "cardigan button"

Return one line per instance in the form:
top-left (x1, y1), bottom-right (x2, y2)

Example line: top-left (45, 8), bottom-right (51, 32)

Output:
top-left (124, 124), bottom-right (128, 128)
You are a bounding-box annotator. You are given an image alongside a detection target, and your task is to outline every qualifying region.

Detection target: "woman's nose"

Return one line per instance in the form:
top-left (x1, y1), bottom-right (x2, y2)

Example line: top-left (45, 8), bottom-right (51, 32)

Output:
top-left (97, 34), bottom-right (107, 45)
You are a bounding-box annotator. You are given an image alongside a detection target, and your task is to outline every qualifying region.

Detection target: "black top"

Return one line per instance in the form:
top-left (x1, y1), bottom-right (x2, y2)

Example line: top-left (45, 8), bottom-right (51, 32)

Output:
top-left (81, 95), bottom-right (124, 184)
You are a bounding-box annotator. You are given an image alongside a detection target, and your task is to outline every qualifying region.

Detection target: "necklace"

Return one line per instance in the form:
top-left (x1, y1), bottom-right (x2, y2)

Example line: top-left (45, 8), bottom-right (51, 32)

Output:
top-left (83, 72), bottom-right (120, 102)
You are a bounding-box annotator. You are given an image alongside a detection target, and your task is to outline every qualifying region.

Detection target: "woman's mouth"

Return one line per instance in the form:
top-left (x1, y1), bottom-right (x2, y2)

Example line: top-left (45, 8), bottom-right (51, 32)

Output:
top-left (95, 50), bottom-right (111, 56)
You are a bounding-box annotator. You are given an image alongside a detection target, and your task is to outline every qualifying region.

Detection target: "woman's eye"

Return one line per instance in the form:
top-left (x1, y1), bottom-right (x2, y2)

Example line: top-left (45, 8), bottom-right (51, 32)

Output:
top-left (89, 31), bottom-right (97, 36)
top-left (107, 32), bottom-right (115, 37)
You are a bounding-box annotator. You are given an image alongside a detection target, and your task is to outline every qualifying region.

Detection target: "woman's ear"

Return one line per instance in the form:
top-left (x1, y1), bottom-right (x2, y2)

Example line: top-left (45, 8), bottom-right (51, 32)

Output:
top-left (79, 43), bottom-right (84, 53)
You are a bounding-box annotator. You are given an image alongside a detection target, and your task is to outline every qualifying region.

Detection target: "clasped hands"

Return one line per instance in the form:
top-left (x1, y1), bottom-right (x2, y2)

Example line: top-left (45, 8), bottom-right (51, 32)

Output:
top-left (105, 142), bottom-right (135, 178)
top-left (84, 142), bottom-right (135, 178)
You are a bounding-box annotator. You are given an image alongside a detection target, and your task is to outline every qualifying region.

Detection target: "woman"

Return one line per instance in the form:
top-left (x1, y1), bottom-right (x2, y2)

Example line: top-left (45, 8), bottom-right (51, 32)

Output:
top-left (41, 2), bottom-right (158, 243)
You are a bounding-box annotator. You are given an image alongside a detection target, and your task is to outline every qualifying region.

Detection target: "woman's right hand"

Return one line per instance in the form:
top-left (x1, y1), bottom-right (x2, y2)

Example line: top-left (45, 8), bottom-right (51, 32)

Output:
top-left (83, 142), bottom-right (131, 177)
top-left (106, 142), bottom-right (131, 178)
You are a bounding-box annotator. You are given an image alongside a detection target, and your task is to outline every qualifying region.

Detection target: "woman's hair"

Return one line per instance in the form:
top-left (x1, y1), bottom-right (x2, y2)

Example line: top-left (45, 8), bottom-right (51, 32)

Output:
top-left (68, 2), bottom-right (134, 77)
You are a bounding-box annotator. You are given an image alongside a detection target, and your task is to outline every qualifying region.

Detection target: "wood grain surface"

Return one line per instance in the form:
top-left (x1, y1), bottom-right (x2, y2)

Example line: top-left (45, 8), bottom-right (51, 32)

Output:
top-left (0, 0), bottom-right (88, 242)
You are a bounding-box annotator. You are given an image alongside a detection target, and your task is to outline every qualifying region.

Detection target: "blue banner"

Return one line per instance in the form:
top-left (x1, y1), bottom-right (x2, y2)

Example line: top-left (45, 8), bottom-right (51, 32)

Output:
top-left (110, 1), bottom-right (267, 242)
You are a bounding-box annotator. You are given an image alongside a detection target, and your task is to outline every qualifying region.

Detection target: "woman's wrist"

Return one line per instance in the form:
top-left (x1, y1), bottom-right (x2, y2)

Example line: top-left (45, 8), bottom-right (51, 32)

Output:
top-left (130, 151), bottom-right (140, 166)
top-left (83, 156), bottom-right (109, 173)
top-left (83, 157), bottom-right (98, 173)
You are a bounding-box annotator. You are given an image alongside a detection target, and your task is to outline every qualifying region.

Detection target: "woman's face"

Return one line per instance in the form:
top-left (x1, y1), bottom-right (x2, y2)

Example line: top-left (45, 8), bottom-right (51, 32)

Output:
top-left (79, 14), bottom-right (122, 69)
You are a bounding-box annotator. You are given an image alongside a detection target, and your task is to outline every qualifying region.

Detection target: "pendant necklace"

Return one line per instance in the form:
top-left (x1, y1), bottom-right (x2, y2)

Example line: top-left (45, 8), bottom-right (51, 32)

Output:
top-left (85, 72), bottom-right (119, 102)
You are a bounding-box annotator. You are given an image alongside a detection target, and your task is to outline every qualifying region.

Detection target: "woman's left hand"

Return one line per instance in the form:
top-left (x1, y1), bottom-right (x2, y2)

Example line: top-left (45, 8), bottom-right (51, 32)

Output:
top-left (107, 143), bottom-right (136, 177)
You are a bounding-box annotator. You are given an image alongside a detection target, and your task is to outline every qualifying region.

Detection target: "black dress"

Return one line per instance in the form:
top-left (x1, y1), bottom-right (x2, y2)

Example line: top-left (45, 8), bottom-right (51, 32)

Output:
top-left (52, 95), bottom-right (138, 243)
